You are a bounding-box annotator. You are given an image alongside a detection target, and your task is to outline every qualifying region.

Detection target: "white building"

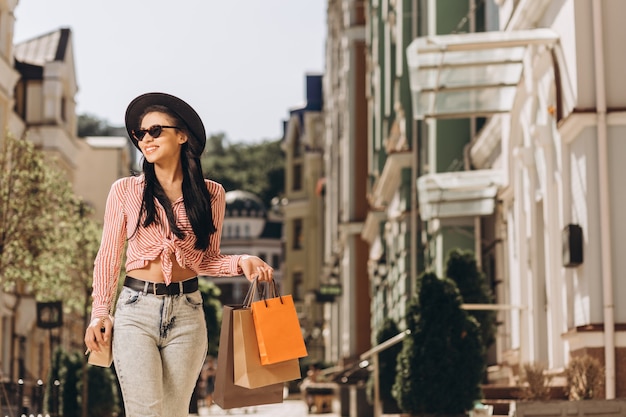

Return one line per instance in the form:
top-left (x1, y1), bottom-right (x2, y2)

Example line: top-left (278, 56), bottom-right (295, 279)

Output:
top-left (405, 0), bottom-right (626, 399)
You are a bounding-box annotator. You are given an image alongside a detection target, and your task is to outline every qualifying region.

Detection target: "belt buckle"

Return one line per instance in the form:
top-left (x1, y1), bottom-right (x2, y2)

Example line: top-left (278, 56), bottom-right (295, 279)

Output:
top-left (152, 283), bottom-right (160, 296)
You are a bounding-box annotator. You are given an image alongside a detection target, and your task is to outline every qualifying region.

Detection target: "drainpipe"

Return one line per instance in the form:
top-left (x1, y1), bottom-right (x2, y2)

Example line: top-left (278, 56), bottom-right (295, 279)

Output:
top-left (591, 0), bottom-right (615, 399)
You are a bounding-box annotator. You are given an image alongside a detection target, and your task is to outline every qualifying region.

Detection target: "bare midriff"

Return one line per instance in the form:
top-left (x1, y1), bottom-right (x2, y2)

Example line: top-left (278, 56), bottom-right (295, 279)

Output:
top-left (127, 254), bottom-right (196, 283)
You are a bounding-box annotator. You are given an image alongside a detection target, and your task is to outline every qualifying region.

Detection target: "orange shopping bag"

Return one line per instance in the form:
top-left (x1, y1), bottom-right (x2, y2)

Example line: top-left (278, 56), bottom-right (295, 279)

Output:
top-left (251, 279), bottom-right (308, 365)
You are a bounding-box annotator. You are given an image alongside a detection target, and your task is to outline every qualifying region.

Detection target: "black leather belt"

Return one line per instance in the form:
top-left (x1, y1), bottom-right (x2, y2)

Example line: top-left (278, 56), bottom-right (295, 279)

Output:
top-left (124, 276), bottom-right (199, 296)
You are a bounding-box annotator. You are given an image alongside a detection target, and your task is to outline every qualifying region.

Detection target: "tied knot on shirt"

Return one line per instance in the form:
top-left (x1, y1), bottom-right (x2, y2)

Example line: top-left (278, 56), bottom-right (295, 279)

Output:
top-left (161, 237), bottom-right (186, 285)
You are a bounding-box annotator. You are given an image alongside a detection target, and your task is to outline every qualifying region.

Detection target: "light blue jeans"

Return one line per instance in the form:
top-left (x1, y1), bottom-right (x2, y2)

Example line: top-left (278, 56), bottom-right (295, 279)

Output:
top-left (112, 285), bottom-right (208, 417)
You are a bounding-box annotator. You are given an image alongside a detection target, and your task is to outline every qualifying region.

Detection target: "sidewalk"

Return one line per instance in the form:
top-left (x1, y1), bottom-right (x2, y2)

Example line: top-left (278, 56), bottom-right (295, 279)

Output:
top-left (192, 397), bottom-right (341, 417)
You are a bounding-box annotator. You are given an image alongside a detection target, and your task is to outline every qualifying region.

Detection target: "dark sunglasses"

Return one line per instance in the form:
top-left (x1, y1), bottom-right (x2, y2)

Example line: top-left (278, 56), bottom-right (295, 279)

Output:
top-left (132, 125), bottom-right (180, 141)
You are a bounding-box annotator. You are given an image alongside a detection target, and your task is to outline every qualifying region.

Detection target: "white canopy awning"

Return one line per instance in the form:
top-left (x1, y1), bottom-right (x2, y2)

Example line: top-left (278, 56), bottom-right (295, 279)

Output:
top-left (417, 169), bottom-right (504, 220)
top-left (406, 29), bottom-right (559, 119)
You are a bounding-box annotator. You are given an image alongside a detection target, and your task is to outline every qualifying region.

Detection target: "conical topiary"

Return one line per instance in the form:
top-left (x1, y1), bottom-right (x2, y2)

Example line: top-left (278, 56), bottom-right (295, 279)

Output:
top-left (392, 272), bottom-right (485, 415)
top-left (445, 249), bottom-right (497, 352)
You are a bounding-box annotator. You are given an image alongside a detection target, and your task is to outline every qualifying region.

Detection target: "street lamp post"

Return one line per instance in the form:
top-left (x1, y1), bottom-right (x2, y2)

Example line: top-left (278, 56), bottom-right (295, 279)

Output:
top-left (16, 378), bottom-right (23, 415)
top-left (51, 379), bottom-right (60, 417)
top-left (35, 379), bottom-right (44, 415)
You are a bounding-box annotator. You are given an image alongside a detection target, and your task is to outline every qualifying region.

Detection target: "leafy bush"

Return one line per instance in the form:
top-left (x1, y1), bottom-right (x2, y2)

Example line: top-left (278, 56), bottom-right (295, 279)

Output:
top-left (87, 364), bottom-right (121, 417)
top-left (45, 346), bottom-right (120, 417)
top-left (392, 272), bottom-right (485, 415)
top-left (199, 279), bottom-right (222, 357)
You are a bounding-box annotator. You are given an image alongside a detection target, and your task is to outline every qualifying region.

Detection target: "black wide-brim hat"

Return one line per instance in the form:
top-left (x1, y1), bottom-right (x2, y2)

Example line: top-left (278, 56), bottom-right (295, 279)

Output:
top-left (125, 92), bottom-right (206, 155)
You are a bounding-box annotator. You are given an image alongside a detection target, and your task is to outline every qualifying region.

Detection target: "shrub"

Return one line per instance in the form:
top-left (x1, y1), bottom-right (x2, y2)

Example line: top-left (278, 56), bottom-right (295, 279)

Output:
top-left (519, 362), bottom-right (552, 401)
top-left (45, 346), bottom-right (120, 417)
top-left (445, 249), bottom-right (497, 352)
top-left (566, 355), bottom-right (604, 400)
top-left (392, 272), bottom-right (485, 415)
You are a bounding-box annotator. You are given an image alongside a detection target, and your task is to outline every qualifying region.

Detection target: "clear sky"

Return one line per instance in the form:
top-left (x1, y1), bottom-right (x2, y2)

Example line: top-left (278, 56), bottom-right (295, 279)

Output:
top-left (13, 1), bottom-right (326, 143)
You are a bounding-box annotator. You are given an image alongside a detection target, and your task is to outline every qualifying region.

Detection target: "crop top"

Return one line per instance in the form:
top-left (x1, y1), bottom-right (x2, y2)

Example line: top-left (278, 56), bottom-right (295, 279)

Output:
top-left (90, 175), bottom-right (243, 320)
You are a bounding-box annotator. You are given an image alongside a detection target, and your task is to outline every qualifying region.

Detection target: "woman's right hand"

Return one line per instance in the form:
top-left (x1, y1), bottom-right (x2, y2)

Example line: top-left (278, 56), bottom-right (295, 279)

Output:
top-left (84, 315), bottom-right (113, 353)
top-left (238, 255), bottom-right (274, 282)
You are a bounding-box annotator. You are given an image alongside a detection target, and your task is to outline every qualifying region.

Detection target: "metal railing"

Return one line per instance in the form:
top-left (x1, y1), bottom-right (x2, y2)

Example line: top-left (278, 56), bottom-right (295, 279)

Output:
top-left (359, 329), bottom-right (411, 417)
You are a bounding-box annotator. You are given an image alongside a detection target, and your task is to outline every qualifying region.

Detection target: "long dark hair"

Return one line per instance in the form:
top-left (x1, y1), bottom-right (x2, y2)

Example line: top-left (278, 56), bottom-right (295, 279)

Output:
top-left (133, 105), bottom-right (216, 250)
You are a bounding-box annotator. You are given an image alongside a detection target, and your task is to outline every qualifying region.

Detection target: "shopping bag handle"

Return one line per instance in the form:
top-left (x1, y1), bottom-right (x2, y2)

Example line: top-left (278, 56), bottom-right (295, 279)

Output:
top-left (243, 278), bottom-right (285, 307)
top-left (243, 278), bottom-right (264, 307)
top-left (259, 279), bottom-right (284, 307)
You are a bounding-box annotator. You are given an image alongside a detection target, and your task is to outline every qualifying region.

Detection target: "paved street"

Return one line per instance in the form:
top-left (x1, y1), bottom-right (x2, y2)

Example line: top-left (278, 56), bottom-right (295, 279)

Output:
top-left (193, 398), bottom-right (341, 417)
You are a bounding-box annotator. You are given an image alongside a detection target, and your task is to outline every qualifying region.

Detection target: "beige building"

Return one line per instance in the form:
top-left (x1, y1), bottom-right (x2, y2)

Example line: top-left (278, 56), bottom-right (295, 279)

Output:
top-left (322, 0), bottom-right (371, 370)
top-left (75, 136), bottom-right (131, 220)
top-left (0, 11), bottom-right (130, 411)
top-left (281, 74), bottom-right (327, 362)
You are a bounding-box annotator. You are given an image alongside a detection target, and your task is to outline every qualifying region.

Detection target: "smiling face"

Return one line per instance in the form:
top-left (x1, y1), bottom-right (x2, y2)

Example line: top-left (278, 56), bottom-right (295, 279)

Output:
top-left (137, 112), bottom-right (188, 166)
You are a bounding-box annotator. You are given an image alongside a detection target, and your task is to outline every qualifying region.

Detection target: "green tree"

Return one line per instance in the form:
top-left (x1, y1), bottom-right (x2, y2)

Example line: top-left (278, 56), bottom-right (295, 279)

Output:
top-left (60, 351), bottom-right (83, 417)
top-left (86, 364), bottom-right (121, 417)
top-left (199, 278), bottom-right (222, 358)
top-left (445, 249), bottom-right (497, 352)
top-left (73, 207), bottom-right (103, 311)
top-left (77, 113), bottom-right (125, 137)
top-left (201, 133), bottom-right (284, 208)
top-left (46, 347), bottom-right (120, 417)
top-left (0, 134), bottom-right (83, 300)
top-left (46, 348), bottom-right (82, 417)
top-left (393, 272), bottom-right (485, 416)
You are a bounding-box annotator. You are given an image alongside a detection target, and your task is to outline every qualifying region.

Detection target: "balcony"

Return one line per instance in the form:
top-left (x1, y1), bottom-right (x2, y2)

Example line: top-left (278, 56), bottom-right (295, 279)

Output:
top-left (406, 28), bottom-right (559, 119)
top-left (417, 169), bottom-right (504, 221)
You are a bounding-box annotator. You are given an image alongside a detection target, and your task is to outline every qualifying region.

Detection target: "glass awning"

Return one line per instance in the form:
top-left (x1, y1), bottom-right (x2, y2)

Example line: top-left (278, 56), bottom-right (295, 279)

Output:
top-left (406, 28), bottom-right (559, 119)
top-left (417, 169), bottom-right (504, 221)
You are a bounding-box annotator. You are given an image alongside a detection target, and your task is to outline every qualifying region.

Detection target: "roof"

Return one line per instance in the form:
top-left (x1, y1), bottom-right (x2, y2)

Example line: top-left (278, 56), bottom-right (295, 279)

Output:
top-left (225, 190), bottom-right (267, 218)
top-left (14, 27), bottom-right (72, 67)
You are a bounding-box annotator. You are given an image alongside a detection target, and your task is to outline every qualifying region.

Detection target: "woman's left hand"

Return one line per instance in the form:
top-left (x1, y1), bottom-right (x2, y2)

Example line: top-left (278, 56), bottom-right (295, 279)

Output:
top-left (238, 255), bottom-right (274, 282)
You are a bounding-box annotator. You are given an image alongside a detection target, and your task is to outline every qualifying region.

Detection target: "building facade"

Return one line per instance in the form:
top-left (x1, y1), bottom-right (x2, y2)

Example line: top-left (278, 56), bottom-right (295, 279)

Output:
top-left (357, 0), bottom-right (626, 400)
top-left (281, 74), bottom-right (327, 362)
top-left (362, 0), bottom-right (420, 340)
top-left (1, 13), bottom-right (131, 412)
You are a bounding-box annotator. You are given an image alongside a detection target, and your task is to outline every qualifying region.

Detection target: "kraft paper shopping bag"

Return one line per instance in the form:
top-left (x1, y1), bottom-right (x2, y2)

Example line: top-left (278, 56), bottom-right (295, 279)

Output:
top-left (251, 281), bottom-right (308, 365)
top-left (233, 307), bottom-right (301, 388)
top-left (213, 305), bottom-right (284, 409)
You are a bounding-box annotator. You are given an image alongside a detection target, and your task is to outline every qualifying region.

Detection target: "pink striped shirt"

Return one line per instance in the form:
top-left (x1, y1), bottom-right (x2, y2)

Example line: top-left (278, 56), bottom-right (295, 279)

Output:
top-left (90, 175), bottom-right (243, 320)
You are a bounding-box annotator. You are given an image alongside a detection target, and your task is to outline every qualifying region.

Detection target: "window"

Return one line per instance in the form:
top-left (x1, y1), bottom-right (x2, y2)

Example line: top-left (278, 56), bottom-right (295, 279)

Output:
top-left (292, 219), bottom-right (303, 250)
top-left (292, 163), bottom-right (303, 191)
top-left (293, 271), bottom-right (304, 301)
top-left (61, 96), bottom-right (67, 122)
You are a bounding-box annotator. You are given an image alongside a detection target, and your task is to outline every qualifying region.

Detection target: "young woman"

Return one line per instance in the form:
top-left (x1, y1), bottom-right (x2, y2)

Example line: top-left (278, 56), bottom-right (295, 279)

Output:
top-left (84, 92), bottom-right (273, 417)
